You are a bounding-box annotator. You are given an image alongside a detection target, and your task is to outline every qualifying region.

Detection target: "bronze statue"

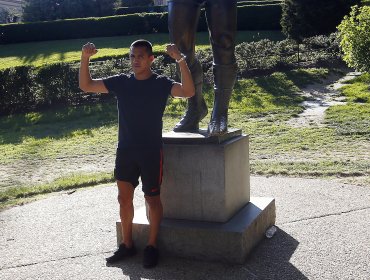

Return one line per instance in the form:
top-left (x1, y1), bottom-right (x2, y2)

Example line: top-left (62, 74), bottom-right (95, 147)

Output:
top-left (168, 0), bottom-right (237, 136)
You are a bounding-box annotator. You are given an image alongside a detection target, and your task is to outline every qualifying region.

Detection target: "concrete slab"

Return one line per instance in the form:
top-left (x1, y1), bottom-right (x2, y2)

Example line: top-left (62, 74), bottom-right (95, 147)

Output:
top-left (116, 197), bottom-right (275, 264)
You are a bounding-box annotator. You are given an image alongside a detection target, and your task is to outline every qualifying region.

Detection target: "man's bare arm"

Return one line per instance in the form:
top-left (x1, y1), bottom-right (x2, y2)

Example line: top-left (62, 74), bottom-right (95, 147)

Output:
top-left (79, 42), bottom-right (108, 93)
top-left (166, 44), bottom-right (195, 98)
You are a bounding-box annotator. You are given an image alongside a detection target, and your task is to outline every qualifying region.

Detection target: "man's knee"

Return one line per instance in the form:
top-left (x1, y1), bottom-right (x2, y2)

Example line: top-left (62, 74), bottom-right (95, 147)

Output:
top-left (117, 194), bottom-right (133, 208)
top-left (145, 195), bottom-right (162, 209)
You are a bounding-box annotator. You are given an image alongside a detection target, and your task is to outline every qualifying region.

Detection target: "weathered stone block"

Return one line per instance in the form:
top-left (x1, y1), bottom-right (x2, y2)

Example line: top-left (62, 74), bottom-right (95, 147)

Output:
top-left (116, 197), bottom-right (276, 264)
top-left (161, 134), bottom-right (250, 222)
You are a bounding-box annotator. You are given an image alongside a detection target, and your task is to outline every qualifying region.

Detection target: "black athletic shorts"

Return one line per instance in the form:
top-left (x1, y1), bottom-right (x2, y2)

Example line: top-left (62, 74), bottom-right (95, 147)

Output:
top-left (114, 147), bottom-right (163, 197)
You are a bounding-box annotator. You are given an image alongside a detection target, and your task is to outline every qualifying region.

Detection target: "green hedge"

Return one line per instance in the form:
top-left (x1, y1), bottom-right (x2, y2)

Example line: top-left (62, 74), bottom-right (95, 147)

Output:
top-left (238, 0), bottom-right (282, 5)
top-left (0, 34), bottom-right (341, 116)
top-left (0, 60), bottom-right (130, 116)
top-left (0, 64), bottom-right (81, 115)
top-left (0, 4), bottom-right (282, 44)
top-left (115, 5), bottom-right (167, 15)
top-left (0, 13), bottom-right (169, 44)
top-left (115, 0), bottom-right (282, 15)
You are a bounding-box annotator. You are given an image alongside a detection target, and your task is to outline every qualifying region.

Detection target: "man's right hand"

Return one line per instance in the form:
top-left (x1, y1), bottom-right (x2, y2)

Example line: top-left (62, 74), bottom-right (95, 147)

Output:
top-left (81, 42), bottom-right (98, 59)
top-left (79, 42), bottom-right (108, 94)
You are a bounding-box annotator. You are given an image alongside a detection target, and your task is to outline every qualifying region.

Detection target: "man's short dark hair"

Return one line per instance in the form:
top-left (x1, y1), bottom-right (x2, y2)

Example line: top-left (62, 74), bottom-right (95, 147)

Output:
top-left (130, 39), bottom-right (153, 56)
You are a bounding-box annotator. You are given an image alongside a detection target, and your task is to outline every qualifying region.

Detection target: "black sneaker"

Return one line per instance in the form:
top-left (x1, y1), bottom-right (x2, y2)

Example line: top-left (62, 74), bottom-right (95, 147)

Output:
top-left (106, 243), bottom-right (137, 264)
top-left (143, 245), bottom-right (159, 268)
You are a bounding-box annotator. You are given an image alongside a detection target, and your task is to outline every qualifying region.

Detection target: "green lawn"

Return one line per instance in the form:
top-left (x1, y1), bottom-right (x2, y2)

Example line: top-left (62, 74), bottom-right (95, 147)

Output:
top-left (0, 31), bottom-right (284, 70)
top-left (1, 67), bottom-right (369, 209)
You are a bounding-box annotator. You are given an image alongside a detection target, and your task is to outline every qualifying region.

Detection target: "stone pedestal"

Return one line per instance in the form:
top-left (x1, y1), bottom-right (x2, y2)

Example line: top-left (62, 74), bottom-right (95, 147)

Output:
top-left (161, 132), bottom-right (250, 222)
top-left (117, 197), bottom-right (275, 264)
top-left (115, 130), bottom-right (276, 263)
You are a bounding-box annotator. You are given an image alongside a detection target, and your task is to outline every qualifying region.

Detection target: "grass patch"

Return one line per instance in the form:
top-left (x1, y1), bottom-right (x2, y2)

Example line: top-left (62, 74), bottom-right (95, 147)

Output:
top-left (325, 104), bottom-right (370, 135)
top-left (1, 67), bottom-right (369, 208)
top-left (0, 102), bottom-right (119, 163)
top-left (0, 31), bottom-right (284, 70)
top-left (252, 160), bottom-right (368, 177)
top-left (325, 72), bottom-right (370, 135)
top-left (340, 83), bottom-right (370, 103)
top-left (0, 172), bottom-right (114, 210)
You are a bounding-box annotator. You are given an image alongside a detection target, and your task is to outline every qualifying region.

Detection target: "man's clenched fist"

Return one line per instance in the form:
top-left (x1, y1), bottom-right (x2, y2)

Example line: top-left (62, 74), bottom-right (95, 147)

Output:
top-left (81, 42), bottom-right (98, 59)
top-left (166, 44), bottom-right (182, 61)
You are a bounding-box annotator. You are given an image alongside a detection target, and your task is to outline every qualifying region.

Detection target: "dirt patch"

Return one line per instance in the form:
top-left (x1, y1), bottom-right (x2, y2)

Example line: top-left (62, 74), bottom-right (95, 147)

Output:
top-left (0, 153), bottom-right (115, 190)
top-left (286, 71), bottom-right (361, 127)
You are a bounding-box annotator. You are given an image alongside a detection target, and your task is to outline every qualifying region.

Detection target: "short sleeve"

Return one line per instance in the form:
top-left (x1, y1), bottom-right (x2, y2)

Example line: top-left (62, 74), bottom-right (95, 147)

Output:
top-left (159, 75), bottom-right (176, 97)
top-left (103, 74), bottom-right (127, 95)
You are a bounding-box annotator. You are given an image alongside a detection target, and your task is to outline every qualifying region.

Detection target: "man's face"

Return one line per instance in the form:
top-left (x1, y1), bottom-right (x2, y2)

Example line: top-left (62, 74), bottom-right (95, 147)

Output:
top-left (129, 46), bottom-right (154, 75)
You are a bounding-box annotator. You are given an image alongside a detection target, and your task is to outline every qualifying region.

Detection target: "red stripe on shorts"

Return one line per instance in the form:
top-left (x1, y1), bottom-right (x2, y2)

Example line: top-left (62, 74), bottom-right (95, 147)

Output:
top-left (158, 148), bottom-right (163, 186)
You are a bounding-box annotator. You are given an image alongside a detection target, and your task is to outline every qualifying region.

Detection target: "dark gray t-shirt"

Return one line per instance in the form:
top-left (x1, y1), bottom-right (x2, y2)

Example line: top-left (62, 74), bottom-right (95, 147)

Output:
top-left (103, 73), bottom-right (175, 148)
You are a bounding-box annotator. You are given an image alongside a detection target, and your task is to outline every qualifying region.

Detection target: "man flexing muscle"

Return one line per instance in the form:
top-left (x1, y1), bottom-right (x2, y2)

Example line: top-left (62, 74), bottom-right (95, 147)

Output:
top-left (79, 39), bottom-right (194, 268)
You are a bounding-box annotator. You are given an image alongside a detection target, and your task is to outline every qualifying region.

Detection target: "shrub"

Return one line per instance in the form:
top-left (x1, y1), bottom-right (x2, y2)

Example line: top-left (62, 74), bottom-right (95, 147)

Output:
top-left (115, 6), bottom-right (167, 15)
top-left (1, 34), bottom-right (341, 116)
top-left (281, 0), bottom-right (360, 42)
top-left (237, 0), bottom-right (282, 5)
top-left (0, 66), bottom-right (36, 115)
top-left (0, 5), bottom-right (281, 44)
top-left (235, 34), bottom-right (342, 76)
top-left (0, 13), bottom-right (170, 44)
top-left (337, 5), bottom-right (370, 72)
top-left (121, 0), bottom-right (153, 6)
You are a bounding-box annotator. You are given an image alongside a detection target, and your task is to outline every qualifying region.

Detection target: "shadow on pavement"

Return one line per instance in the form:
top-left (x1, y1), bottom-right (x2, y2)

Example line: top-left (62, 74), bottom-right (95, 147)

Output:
top-left (106, 227), bottom-right (307, 280)
top-left (245, 227), bottom-right (308, 280)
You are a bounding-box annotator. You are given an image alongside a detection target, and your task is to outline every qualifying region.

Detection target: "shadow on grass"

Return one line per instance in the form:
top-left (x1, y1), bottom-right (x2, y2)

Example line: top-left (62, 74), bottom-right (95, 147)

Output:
top-left (230, 74), bottom-right (305, 116)
top-left (0, 101), bottom-right (117, 144)
top-left (0, 68), bottom-right (329, 145)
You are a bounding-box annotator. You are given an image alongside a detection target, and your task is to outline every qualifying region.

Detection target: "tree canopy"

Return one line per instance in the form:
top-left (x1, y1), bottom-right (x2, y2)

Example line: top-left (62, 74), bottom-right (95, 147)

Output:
top-left (338, 5), bottom-right (370, 72)
top-left (281, 0), bottom-right (361, 42)
top-left (22, 0), bottom-right (119, 22)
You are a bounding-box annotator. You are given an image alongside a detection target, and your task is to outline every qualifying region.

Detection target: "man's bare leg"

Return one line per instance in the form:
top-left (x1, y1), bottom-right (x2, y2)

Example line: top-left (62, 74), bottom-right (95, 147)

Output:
top-left (145, 194), bottom-right (163, 247)
top-left (117, 180), bottom-right (135, 247)
top-left (106, 180), bottom-right (136, 264)
top-left (142, 194), bottom-right (163, 268)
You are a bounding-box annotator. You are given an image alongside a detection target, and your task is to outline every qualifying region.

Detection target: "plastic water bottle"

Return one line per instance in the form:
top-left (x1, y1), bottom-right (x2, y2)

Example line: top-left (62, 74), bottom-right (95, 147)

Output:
top-left (265, 225), bottom-right (277, 238)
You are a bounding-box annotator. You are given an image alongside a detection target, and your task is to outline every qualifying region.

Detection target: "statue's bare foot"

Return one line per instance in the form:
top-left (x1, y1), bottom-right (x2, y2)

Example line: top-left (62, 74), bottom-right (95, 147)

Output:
top-left (173, 99), bottom-right (208, 133)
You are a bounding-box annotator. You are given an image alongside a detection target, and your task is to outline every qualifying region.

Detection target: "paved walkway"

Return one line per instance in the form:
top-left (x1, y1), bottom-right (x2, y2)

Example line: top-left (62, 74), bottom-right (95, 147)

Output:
top-left (1, 176), bottom-right (369, 279)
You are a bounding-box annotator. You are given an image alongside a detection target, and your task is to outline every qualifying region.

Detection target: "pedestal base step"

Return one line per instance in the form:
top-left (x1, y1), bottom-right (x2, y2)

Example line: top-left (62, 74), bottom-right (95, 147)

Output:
top-left (116, 197), bottom-right (276, 264)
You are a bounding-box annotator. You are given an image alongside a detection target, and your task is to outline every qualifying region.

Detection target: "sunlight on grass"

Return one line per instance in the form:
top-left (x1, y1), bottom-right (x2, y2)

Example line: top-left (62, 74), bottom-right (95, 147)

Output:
top-left (1, 68), bottom-right (369, 207)
top-left (325, 72), bottom-right (370, 135)
top-left (340, 83), bottom-right (370, 103)
top-left (0, 31), bottom-right (284, 69)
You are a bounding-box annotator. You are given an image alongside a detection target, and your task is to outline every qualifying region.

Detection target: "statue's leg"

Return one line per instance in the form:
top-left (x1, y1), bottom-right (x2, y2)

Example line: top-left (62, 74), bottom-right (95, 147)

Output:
top-left (205, 0), bottom-right (237, 136)
top-left (168, 0), bottom-right (208, 133)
